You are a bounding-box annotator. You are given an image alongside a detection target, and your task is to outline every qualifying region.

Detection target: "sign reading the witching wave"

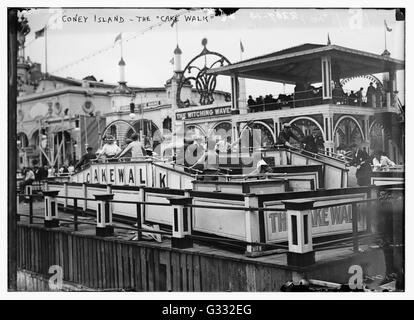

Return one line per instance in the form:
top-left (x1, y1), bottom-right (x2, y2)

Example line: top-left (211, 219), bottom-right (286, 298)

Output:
top-left (176, 106), bottom-right (232, 120)
top-left (264, 195), bottom-right (368, 242)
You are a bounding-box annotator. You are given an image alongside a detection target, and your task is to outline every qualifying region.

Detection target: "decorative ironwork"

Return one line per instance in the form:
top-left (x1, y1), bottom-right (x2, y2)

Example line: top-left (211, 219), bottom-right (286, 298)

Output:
top-left (176, 38), bottom-right (231, 108)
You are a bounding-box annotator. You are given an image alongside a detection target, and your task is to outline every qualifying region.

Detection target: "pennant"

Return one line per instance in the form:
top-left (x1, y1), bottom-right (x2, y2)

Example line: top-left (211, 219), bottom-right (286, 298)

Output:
top-left (240, 40), bottom-right (244, 53)
top-left (327, 33), bottom-right (331, 45)
top-left (169, 57), bottom-right (174, 65)
top-left (35, 27), bottom-right (45, 39)
top-left (384, 20), bottom-right (392, 32)
top-left (114, 32), bottom-right (122, 43)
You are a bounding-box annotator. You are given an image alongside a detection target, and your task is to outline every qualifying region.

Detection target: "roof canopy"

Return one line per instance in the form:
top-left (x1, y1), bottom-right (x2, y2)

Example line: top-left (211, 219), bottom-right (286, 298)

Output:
top-left (207, 43), bottom-right (405, 84)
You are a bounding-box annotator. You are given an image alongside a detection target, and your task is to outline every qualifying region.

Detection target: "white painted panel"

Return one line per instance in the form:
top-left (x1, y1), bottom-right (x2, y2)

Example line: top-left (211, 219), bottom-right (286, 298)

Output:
top-left (112, 189), bottom-right (141, 218)
top-left (144, 193), bottom-right (174, 225)
top-left (192, 199), bottom-right (246, 240)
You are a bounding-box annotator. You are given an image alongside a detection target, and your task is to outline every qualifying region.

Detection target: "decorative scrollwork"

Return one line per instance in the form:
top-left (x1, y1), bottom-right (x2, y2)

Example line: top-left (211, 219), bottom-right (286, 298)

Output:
top-left (176, 38), bottom-right (231, 108)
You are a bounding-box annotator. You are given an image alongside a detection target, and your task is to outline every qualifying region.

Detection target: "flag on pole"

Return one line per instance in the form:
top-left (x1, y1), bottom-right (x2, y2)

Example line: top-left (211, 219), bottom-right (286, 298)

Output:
top-left (327, 33), bottom-right (331, 45)
top-left (35, 27), bottom-right (45, 39)
top-left (240, 40), bottom-right (244, 53)
top-left (114, 32), bottom-right (122, 43)
top-left (169, 57), bottom-right (174, 65)
top-left (384, 20), bottom-right (392, 32)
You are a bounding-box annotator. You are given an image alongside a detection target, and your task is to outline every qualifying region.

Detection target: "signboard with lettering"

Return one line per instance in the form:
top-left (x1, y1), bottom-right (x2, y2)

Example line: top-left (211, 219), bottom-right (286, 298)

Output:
top-left (264, 194), bottom-right (368, 242)
top-left (176, 105), bottom-right (232, 120)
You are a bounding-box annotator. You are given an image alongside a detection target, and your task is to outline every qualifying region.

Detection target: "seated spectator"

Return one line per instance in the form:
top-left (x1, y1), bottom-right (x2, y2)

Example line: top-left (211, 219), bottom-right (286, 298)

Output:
top-left (19, 167), bottom-right (35, 199)
top-left (348, 91), bottom-right (357, 106)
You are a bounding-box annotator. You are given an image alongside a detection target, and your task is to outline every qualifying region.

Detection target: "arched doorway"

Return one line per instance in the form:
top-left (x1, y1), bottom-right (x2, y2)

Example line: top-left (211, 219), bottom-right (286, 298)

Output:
top-left (240, 121), bottom-right (275, 152)
top-left (334, 117), bottom-right (364, 150)
top-left (289, 118), bottom-right (324, 149)
top-left (210, 121), bottom-right (232, 143)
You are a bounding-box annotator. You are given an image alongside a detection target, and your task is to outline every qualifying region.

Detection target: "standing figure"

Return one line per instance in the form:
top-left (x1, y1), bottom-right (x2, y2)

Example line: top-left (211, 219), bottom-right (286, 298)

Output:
top-left (276, 123), bottom-right (301, 148)
top-left (366, 82), bottom-right (376, 107)
top-left (302, 128), bottom-right (324, 155)
top-left (118, 133), bottom-right (145, 160)
top-left (349, 144), bottom-right (372, 186)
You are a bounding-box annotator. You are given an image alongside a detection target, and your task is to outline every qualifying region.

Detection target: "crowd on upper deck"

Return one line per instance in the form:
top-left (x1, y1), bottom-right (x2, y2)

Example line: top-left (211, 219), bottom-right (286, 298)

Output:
top-left (247, 82), bottom-right (386, 112)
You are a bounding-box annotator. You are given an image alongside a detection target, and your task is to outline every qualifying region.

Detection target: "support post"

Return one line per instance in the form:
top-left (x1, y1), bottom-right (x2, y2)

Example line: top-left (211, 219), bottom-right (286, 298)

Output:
top-left (24, 184), bottom-right (33, 203)
top-left (94, 194), bottom-right (114, 237)
top-left (244, 194), bottom-right (261, 255)
top-left (73, 198), bottom-right (78, 231)
top-left (82, 182), bottom-right (87, 213)
top-left (351, 202), bottom-right (359, 253)
top-left (43, 190), bottom-right (60, 228)
top-left (168, 197), bottom-right (193, 249)
top-left (63, 182), bottom-right (68, 211)
top-left (283, 199), bottom-right (315, 267)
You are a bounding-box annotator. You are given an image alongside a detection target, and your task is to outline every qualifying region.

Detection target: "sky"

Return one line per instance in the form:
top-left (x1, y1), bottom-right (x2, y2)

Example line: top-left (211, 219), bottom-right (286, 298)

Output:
top-left (21, 7), bottom-right (405, 100)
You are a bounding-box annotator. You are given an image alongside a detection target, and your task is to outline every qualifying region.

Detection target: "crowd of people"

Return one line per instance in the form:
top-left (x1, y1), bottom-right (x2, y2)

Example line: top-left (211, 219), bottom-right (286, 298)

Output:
top-left (247, 82), bottom-right (385, 112)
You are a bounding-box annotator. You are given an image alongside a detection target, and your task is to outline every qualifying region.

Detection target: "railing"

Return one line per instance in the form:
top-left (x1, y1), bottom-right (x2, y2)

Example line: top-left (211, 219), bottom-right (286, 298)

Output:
top-left (16, 182), bottom-right (403, 264)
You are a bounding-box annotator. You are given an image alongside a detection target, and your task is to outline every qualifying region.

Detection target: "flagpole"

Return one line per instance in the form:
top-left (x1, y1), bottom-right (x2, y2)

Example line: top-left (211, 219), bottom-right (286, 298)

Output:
top-left (384, 21), bottom-right (387, 51)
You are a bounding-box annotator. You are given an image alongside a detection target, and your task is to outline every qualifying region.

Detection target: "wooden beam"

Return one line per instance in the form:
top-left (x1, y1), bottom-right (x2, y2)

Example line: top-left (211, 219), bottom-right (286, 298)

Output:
top-left (8, 8), bottom-right (18, 291)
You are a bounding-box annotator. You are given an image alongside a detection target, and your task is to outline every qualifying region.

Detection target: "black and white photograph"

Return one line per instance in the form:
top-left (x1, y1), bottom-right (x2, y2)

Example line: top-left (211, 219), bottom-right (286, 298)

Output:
top-left (5, 1), bottom-right (409, 301)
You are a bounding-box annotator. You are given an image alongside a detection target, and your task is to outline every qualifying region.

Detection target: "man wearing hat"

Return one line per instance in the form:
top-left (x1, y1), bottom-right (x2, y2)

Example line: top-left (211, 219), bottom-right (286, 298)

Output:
top-left (302, 128), bottom-right (324, 155)
top-left (276, 123), bottom-right (301, 148)
top-left (75, 146), bottom-right (96, 171)
top-left (97, 135), bottom-right (121, 160)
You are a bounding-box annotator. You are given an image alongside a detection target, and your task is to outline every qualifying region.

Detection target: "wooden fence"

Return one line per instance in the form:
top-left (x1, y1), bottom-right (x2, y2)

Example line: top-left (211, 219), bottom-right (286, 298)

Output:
top-left (17, 223), bottom-right (293, 292)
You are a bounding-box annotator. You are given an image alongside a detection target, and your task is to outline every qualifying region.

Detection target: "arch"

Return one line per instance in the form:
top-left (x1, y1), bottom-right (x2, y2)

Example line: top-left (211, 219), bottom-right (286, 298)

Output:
top-left (333, 115), bottom-right (365, 141)
top-left (288, 116), bottom-right (325, 139)
top-left (333, 116), bottom-right (365, 149)
top-left (17, 131), bottom-right (29, 148)
top-left (185, 124), bottom-right (206, 141)
top-left (208, 121), bottom-right (232, 138)
top-left (239, 120), bottom-right (275, 149)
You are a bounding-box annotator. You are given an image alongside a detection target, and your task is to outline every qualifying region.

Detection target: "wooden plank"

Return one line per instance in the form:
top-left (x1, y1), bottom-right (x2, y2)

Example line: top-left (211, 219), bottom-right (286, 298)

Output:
top-left (199, 256), bottom-right (208, 291)
top-left (180, 253), bottom-right (188, 291)
top-left (128, 245), bottom-right (134, 290)
top-left (165, 251), bottom-right (172, 292)
top-left (110, 241), bottom-right (116, 289)
top-left (34, 229), bottom-right (39, 273)
top-left (30, 228), bottom-right (35, 271)
top-left (117, 242), bottom-right (123, 290)
top-left (134, 246), bottom-right (142, 291)
top-left (171, 252), bottom-right (180, 292)
top-left (122, 244), bottom-right (130, 290)
top-left (97, 238), bottom-right (104, 289)
top-left (140, 246), bottom-right (147, 291)
top-left (186, 253), bottom-right (194, 292)
top-left (89, 238), bottom-right (96, 289)
top-left (147, 248), bottom-right (155, 291)
top-left (105, 240), bottom-right (112, 290)
top-left (193, 254), bottom-right (201, 292)
top-left (245, 264), bottom-right (256, 292)
top-left (261, 266), bottom-right (272, 292)
top-left (67, 234), bottom-right (73, 283)
top-left (59, 233), bottom-right (65, 281)
top-left (153, 249), bottom-right (160, 291)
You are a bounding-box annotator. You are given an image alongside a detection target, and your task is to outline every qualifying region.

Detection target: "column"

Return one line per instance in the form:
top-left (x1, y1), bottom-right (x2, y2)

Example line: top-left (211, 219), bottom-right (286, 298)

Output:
top-left (283, 199), bottom-right (315, 267)
top-left (321, 56), bottom-right (333, 100)
top-left (244, 194), bottom-right (261, 255)
top-left (323, 114), bottom-right (334, 154)
top-left (94, 193), bottom-right (114, 237)
top-left (231, 75), bottom-right (239, 111)
top-left (169, 197), bottom-right (193, 249)
top-left (43, 190), bottom-right (60, 228)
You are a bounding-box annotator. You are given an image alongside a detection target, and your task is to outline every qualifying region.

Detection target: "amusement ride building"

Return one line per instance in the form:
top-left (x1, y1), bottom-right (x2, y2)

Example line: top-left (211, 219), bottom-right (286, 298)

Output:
top-left (16, 29), bottom-right (404, 171)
